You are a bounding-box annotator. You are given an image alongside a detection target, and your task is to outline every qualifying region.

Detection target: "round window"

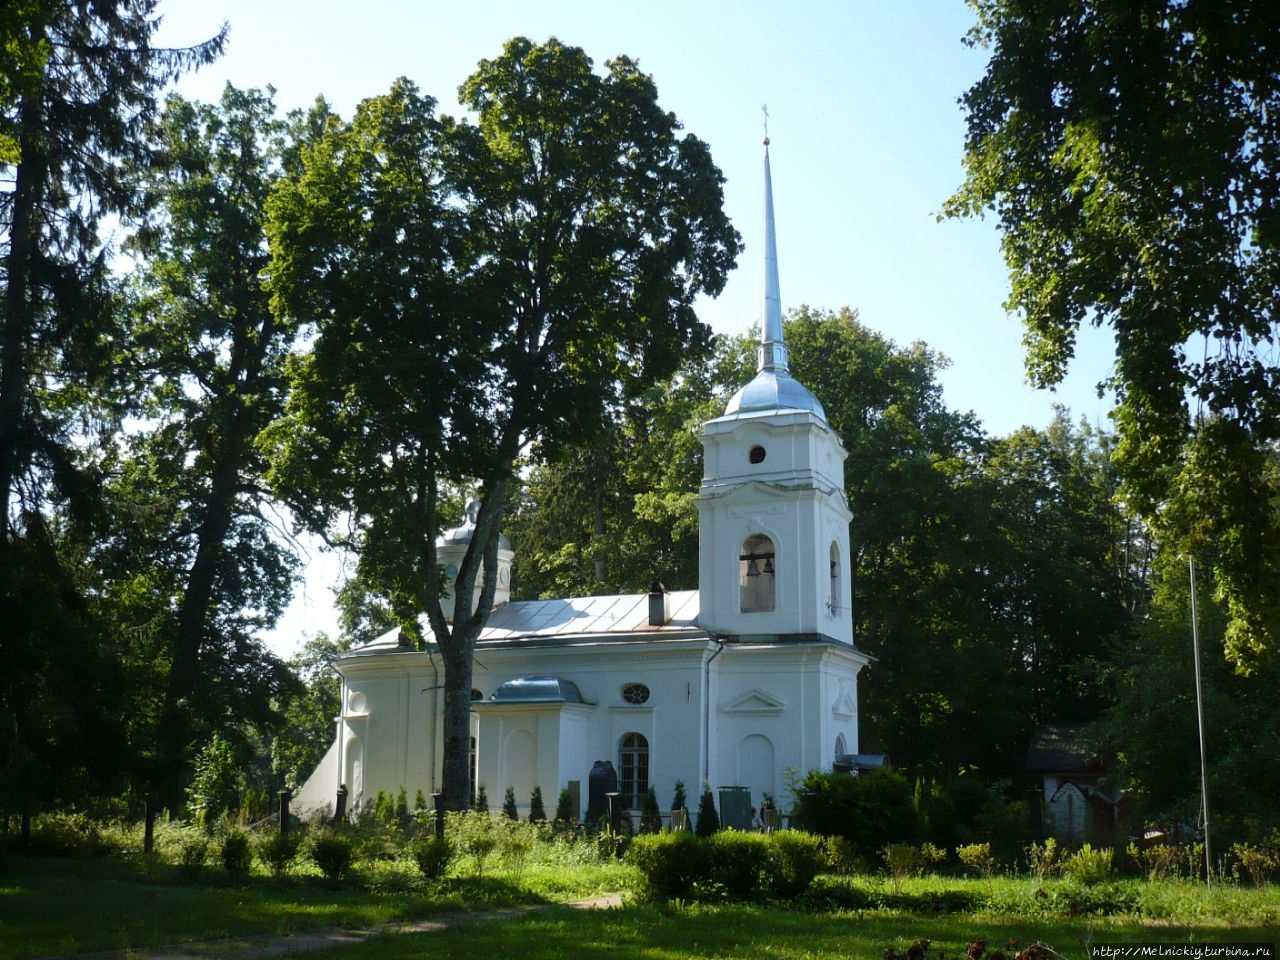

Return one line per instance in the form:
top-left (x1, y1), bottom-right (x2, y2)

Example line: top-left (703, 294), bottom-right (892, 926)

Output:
top-left (749, 445), bottom-right (766, 464)
top-left (621, 682), bottom-right (651, 705)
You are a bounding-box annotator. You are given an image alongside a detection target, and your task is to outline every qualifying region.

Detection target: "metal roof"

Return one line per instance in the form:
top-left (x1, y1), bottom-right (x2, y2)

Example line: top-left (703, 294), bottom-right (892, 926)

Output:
top-left (485, 676), bottom-right (587, 704)
top-left (347, 589), bottom-right (703, 655)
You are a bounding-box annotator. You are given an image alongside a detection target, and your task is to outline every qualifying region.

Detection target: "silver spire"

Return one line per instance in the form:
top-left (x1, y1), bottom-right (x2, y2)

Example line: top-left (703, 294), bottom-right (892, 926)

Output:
top-left (759, 128), bottom-right (789, 374)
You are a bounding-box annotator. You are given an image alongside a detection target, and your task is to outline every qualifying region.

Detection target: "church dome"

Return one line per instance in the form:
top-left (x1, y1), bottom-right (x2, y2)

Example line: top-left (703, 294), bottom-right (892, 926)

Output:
top-left (723, 369), bottom-right (826, 419)
top-left (437, 499), bottom-right (513, 552)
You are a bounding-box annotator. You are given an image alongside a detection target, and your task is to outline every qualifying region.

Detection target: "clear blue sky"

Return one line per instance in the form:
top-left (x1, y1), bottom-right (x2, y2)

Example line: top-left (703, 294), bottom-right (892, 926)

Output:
top-left (155, 1), bottom-right (1118, 654)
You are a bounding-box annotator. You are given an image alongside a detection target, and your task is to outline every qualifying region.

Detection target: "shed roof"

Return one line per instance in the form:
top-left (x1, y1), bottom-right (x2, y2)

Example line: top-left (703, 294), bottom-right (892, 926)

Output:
top-left (1025, 723), bottom-right (1100, 774)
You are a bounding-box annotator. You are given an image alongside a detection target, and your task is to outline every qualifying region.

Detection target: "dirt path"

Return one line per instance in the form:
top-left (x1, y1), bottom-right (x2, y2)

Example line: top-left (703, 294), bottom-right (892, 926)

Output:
top-left (28, 894), bottom-right (625, 960)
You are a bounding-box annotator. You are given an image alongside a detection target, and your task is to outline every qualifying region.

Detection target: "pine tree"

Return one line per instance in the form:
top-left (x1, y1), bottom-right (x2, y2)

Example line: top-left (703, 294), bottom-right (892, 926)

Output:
top-left (528, 786), bottom-right (547, 822)
top-left (473, 783), bottom-right (489, 814)
top-left (642, 785), bottom-right (662, 833)
top-left (502, 786), bottom-right (518, 820)
top-left (672, 780), bottom-right (688, 813)
top-left (695, 782), bottom-right (719, 837)
top-left (554, 787), bottom-right (575, 825)
top-left (414, 789), bottom-right (428, 812)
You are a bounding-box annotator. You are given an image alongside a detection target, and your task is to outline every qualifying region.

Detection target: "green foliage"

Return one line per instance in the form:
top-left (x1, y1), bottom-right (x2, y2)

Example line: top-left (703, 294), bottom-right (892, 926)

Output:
top-left (796, 768), bottom-right (917, 856)
top-left (256, 831), bottom-right (300, 878)
top-left (448, 810), bottom-right (499, 878)
top-left (762, 829), bottom-right (826, 899)
top-left (628, 830), bottom-right (823, 903)
top-left (554, 787), bottom-right (575, 826)
top-left (626, 830), bottom-right (702, 900)
top-left (411, 835), bottom-right (453, 881)
top-left (1028, 838), bottom-right (1063, 884)
top-left (641, 786), bottom-right (662, 833)
top-left (310, 830), bottom-right (355, 881)
top-left (528, 786), bottom-right (546, 823)
top-left (881, 843), bottom-right (921, 893)
top-left (694, 782), bottom-right (719, 837)
top-left (956, 842), bottom-right (995, 882)
top-left (706, 830), bottom-right (769, 898)
top-left (187, 735), bottom-right (244, 826)
top-left (1126, 841), bottom-right (1179, 882)
top-left (1062, 843), bottom-right (1114, 886)
top-left (395, 787), bottom-right (409, 822)
top-left (671, 779), bottom-right (688, 813)
top-left (1229, 842), bottom-right (1276, 888)
top-left (947, 0), bottom-right (1280, 667)
top-left (263, 39), bottom-right (738, 812)
top-left (473, 784), bottom-right (489, 815)
top-left (502, 786), bottom-right (519, 821)
top-left (219, 829), bottom-right (252, 878)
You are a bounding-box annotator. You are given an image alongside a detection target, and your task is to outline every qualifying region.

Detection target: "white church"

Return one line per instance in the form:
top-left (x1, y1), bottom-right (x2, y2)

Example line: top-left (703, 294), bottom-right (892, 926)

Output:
top-left (296, 141), bottom-right (871, 823)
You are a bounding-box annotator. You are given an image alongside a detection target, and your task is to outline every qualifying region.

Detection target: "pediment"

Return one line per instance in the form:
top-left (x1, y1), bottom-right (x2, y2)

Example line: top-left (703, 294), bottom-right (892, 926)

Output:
top-left (721, 687), bottom-right (787, 715)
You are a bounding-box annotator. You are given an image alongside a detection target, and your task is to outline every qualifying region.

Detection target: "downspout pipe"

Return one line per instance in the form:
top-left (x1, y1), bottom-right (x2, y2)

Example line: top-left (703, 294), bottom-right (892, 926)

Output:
top-left (702, 637), bottom-right (726, 783)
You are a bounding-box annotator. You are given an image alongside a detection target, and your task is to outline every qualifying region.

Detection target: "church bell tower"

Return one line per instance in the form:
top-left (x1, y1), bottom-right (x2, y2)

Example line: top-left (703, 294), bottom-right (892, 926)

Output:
top-left (696, 137), bottom-right (853, 644)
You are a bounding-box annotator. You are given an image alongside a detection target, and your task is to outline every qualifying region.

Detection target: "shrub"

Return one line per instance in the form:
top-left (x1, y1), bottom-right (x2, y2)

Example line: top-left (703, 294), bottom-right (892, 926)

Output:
top-left (257, 831), bottom-right (300, 878)
top-left (220, 829), bottom-right (252, 877)
top-left (695, 782), bottom-right (719, 837)
top-left (956, 842), bottom-right (995, 881)
top-left (528, 786), bottom-right (547, 822)
top-left (177, 831), bottom-right (210, 881)
top-left (1063, 843), bottom-right (1113, 886)
top-left (502, 786), bottom-right (519, 821)
top-left (554, 787), bottom-right (576, 827)
top-left (764, 830), bottom-right (825, 898)
top-left (411, 835), bottom-right (453, 880)
top-left (311, 831), bottom-right (355, 881)
top-left (449, 810), bottom-right (498, 878)
top-left (473, 784), bottom-right (489, 814)
top-left (671, 779), bottom-right (688, 814)
top-left (824, 834), bottom-right (863, 875)
top-left (795, 768), bottom-right (917, 855)
top-left (707, 830), bottom-right (769, 898)
top-left (1028, 837), bottom-right (1063, 883)
top-left (1126, 840), bottom-right (1178, 881)
top-left (881, 842), bottom-right (920, 893)
top-left (627, 830), bottom-right (704, 899)
top-left (414, 789), bottom-right (428, 813)
top-left (641, 785), bottom-right (662, 833)
top-left (1230, 842), bottom-right (1277, 887)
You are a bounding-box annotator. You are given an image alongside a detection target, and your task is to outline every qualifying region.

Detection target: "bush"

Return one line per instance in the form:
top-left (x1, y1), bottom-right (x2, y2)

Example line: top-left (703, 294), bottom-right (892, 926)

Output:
top-left (695, 782), bottom-right (719, 837)
top-left (474, 784), bottom-right (489, 814)
top-left (957, 841), bottom-right (995, 881)
top-left (627, 831), bottom-right (704, 899)
top-left (449, 810), bottom-right (498, 878)
top-left (763, 830), bottom-right (825, 898)
top-left (706, 830), bottom-right (769, 898)
top-left (528, 786), bottom-right (547, 823)
top-left (311, 831), bottom-right (355, 881)
top-left (220, 829), bottom-right (252, 877)
top-left (1126, 840), bottom-right (1178, 881)
top-left (1062, 843), bottom-right (1113, 886)
top-left (411, 835), bottom-right (453, 880)
top-left (257, 831), bottom-right (300, 878)
top-left (176, 830), bottom-right (210, 881)
top-left (795, 768), bottom-right (917, 855)
top-left (554, 787), bottom-right (576, 827)
top-left (881, 842), bottom-right (920, 893)
top-left (1028, 837), bottom-right (1063, 883)
top-left (641, 785), bottom-right (662, 833)
top-left (502, 786), bottom-right (519, 821)
top-left (1230, 842), bottom-right (1276, 887)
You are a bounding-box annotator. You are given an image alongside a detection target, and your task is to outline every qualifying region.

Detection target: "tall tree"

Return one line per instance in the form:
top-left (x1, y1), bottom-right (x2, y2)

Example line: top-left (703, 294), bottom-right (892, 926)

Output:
top-left (113, 85), bottom-right (303, 808)
top-left (263, 39), bottom-right (739, 808)
top-left (946, 0), bottom-right (1280, 667)
top-left (0, 1), bottom-right (223, 818)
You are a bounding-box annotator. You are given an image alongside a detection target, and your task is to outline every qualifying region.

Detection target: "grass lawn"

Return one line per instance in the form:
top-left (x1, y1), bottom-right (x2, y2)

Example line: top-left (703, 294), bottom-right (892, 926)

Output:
top-left (274, 901), bottom-right (1280, 960)
top-left (2, 853), bottom-right (1277, 960)
top-left (0, 854), bottom-right (631, 958)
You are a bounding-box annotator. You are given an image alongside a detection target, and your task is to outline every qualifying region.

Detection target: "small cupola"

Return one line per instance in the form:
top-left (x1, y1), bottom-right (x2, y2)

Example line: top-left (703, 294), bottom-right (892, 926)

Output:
top-left (435, 499), bottom-right (515, 622)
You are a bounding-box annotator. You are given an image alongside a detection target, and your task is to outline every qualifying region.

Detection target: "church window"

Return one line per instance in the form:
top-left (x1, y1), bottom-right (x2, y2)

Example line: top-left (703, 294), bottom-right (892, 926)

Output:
top-left (471, 689), bottom-right (483, 701)
top-left (829, 541), bottom-right (841, 616)
top-left (748, 445), bottom-right (766, 464)
top-left (618, 733), bottom-right (649, 809)
top-left (739, 534), bottom-right (776, 612)
top-left (835, 733), bottom-right (847, 759)
top-left (621, 682), bottom-right (651, 705)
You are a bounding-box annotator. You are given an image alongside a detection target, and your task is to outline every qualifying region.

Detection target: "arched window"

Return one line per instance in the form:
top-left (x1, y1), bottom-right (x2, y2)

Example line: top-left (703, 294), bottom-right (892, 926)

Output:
top-left (834, 733), bottom-right (848, 760)
top-left (618, 733), bottom-right (650, 809)
top-left (739, 534), bottom-right (776, 613)
top-left (829, 541), bottom-right (842, 616)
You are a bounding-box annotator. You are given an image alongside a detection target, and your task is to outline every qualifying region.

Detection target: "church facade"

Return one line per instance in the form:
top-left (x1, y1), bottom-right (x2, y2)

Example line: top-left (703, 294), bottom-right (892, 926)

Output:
top-left (296, 142), bottom-right (870, 820)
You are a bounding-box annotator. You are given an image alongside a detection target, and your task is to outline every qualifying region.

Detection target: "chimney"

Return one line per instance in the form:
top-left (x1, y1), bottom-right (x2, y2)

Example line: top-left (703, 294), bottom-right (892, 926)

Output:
top-left (647, 580), bottom-right (669, 627)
